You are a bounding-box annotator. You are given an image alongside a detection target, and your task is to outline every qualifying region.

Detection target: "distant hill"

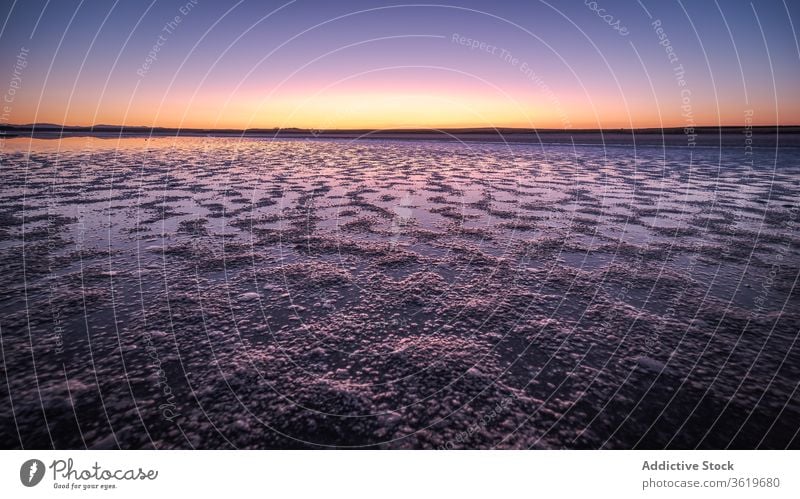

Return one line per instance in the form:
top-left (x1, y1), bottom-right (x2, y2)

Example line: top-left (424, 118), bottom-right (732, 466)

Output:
top-left (2, 123), bottom-right (798, 148)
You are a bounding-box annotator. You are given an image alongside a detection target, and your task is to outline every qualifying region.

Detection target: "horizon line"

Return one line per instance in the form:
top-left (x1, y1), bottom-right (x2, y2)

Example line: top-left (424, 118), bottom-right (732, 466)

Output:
top-left (2, 123), bottom-right (798, 134)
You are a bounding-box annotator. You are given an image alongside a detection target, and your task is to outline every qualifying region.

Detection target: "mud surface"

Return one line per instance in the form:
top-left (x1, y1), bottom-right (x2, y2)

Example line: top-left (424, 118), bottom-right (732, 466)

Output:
top-left (1, 136), bottom-right (798, 449)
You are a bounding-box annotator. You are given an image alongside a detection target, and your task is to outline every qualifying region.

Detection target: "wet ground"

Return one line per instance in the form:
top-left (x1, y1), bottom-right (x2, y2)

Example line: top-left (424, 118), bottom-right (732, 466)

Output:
top-left (1, 136), bottom-right (798, 449)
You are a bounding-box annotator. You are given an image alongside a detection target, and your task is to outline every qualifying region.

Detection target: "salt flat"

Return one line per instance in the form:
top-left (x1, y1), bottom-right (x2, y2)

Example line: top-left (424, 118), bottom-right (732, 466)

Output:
top-left (1, 136), bottom-right (798, 449)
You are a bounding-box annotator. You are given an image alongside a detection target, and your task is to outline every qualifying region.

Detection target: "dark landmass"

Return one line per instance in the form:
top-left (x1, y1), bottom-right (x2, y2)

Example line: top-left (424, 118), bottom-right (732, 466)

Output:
top-left (2, 124), bottom-right (799, 147)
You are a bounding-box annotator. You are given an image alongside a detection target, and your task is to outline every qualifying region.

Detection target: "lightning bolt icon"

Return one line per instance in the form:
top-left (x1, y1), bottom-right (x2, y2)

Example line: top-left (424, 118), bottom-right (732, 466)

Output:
top-left (28, 461), bottom-right (38, 484)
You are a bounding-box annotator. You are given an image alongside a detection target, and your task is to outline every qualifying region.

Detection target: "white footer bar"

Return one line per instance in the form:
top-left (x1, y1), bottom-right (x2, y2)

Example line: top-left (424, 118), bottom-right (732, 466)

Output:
top-left (1, 450), bottom-right (797, 498)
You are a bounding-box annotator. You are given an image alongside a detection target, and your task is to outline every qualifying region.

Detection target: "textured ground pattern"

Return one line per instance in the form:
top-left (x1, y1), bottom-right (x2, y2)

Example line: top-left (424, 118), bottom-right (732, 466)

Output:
top-left (1, 137), bottom-right (798, 449)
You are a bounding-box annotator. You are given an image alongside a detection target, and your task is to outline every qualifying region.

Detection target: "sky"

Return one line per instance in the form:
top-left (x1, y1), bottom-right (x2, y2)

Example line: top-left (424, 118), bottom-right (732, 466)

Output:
top-left (0, 0), bottom-right (798, 130)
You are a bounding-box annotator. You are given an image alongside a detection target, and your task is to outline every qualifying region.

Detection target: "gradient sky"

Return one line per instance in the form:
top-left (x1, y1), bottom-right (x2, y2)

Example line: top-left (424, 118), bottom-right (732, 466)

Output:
top-left (1, 0), bottom-right (798, 129)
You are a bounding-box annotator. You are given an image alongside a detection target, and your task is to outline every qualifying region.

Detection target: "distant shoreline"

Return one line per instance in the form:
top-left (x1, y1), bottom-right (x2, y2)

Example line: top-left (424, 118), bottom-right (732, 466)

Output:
top-left (2, 124), bottom-right (798, 147)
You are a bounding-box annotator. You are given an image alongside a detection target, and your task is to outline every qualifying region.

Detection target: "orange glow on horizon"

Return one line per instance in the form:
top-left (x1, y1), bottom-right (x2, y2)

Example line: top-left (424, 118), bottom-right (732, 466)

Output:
top-left (7, 60), bottom-right (797, 130)
top-left (9, 69), bottom-right (798, 130)
top-left (13, 89), bottom-right (796, 131)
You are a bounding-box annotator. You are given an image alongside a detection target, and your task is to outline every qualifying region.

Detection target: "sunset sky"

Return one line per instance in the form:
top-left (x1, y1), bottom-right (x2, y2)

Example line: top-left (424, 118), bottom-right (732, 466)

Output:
top-left (1, 0), bottom-right (798, 130)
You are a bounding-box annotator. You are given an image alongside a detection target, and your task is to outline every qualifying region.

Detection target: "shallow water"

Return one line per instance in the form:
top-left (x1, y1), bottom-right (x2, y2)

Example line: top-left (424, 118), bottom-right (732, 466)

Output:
top-left (1, 136), bottom-right (798, 449)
